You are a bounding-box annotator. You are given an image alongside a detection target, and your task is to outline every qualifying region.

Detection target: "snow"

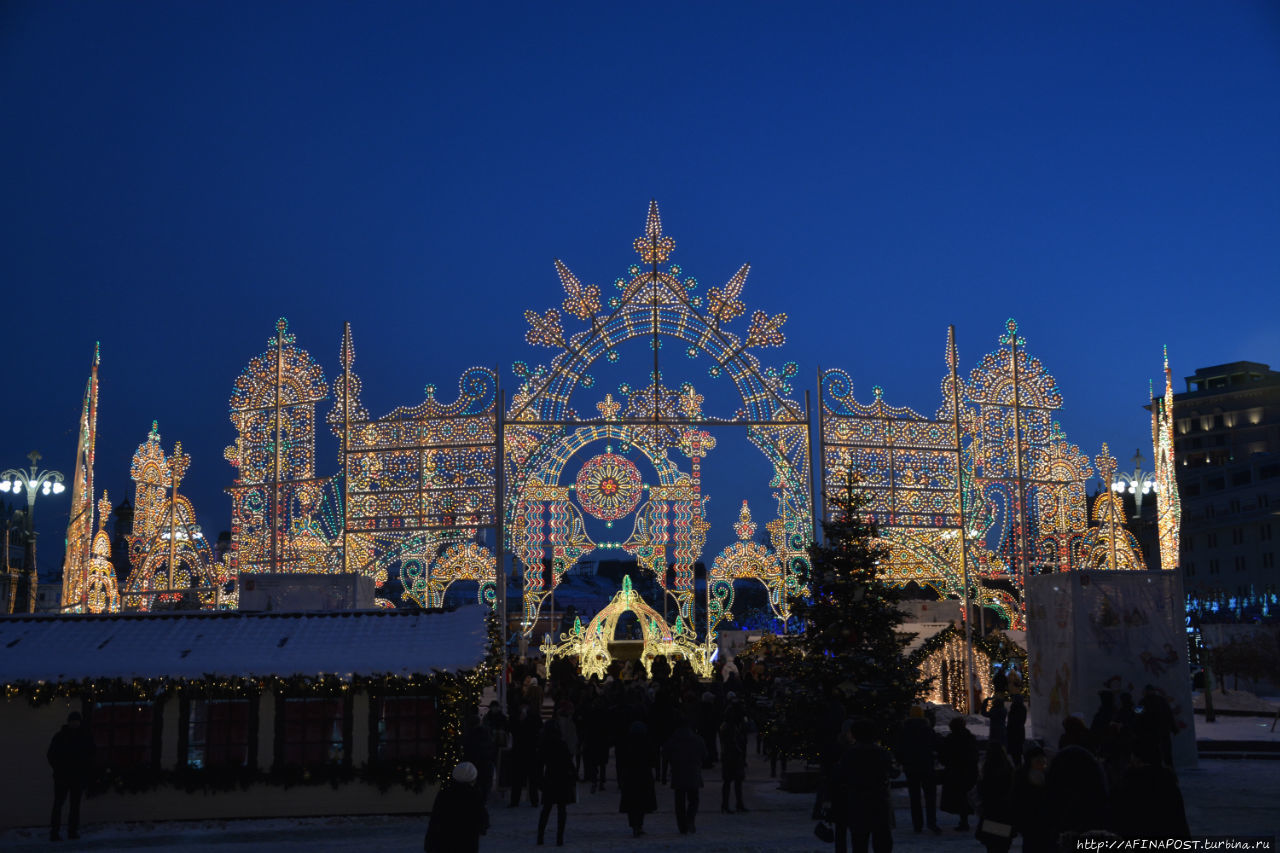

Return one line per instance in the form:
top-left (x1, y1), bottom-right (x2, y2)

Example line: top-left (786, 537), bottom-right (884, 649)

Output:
top-left (0, 606), bottom-right (489, 682)
top-left (4, 729), bottom-right (1277, 851)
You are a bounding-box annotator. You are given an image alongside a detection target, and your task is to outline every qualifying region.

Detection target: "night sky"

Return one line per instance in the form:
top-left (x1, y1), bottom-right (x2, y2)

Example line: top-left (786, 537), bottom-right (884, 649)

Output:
top-left (2, 2), bottom-right (1278, 576)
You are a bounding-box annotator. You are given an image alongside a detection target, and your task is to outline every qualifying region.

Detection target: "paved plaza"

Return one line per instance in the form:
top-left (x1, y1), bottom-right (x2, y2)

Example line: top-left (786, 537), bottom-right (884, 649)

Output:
top-left (4, 749), bottom-right (1276, 852)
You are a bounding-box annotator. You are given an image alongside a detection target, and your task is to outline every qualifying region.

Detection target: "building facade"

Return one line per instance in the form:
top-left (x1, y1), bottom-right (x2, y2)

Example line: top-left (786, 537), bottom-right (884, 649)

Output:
top-left (1162, 361), bottom-right (1280, 612)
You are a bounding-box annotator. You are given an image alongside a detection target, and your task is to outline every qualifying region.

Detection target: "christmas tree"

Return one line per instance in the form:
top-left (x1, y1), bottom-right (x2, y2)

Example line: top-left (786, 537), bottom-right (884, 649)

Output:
top-left (787, 475), bottom-right (925, 748)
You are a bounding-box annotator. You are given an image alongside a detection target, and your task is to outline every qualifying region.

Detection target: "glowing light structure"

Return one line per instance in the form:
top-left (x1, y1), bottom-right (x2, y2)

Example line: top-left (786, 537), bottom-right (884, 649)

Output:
top-left (1081, 444), bottom-right (1148, 572)
top-left (61, 344), bottom-right (100, 612)
top-left (708, 500), bottom-right (803, 642)
top-left (226, 319), bottom-right (334, 577)
top-left (84, 492), bottom-right (121, 614)
top-left (507, 202), bottom-right (812, 673)
top-left (125, 428), bottom-right (221, 610)
top-left (329, 323), bottom-right (499, 609)
top-left (1151, 349), bottom-right (1182, 571)
top-left (540, 574), bottom-right (708, 679)
top-left (820, 320), bottom-right (1147, 630)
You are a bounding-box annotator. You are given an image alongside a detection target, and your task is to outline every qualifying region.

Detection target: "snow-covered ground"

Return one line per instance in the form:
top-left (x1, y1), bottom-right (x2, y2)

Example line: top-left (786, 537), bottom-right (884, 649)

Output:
top-left (5, 731), bottom-right (1277, 852)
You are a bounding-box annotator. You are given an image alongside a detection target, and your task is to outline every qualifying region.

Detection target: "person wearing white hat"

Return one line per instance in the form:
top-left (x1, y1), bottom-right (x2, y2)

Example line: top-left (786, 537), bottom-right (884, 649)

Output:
top-left (424, 761), bottom-right (489, 853)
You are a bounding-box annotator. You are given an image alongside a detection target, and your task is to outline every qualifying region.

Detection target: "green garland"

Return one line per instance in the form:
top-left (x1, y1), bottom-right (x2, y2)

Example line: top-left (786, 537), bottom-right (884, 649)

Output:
top-left (905, 625), bottom-right (1029, 696)
top-left (11, 611), bottom-right (505, 797)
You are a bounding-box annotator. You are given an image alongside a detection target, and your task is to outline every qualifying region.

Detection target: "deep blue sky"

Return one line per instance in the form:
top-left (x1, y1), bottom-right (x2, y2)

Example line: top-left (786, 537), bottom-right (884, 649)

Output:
top-left (2, 2), bottom-right (1278, 574)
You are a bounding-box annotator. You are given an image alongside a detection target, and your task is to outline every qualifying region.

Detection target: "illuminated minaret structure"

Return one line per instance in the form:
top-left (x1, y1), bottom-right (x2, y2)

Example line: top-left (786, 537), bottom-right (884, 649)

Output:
top-left (61, 344), bottom-right (100, 612)
top-left (1152, 347), bottom-right (1182, 571)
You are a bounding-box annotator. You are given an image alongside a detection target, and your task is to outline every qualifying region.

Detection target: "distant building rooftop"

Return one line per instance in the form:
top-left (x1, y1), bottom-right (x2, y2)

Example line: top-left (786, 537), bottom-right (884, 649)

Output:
top-left (1183, 361), bottom-right (1278, 394)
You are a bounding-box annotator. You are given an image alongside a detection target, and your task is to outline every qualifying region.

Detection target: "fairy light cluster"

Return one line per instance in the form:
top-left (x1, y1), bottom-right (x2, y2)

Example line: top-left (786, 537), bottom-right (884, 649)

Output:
top-left (503, 201), bottom-right (812, 674)
top-left (1082, 445), bottom-right (1148, 572)
top-left (125, 432), bottom-right (221, 610)
top-left (83, 492), bottom-right (121, 614)
top-left (226, 319), bottom-right (332, 579)
top-left (540, 575), bottom-right (710, 678)
top-left (820, 320), bottom-right (1147, 631)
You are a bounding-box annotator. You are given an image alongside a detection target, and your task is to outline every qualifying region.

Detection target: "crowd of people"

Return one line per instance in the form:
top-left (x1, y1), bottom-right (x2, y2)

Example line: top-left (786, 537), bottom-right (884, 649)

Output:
top-left (425, 650), bottom-right (1193, 853)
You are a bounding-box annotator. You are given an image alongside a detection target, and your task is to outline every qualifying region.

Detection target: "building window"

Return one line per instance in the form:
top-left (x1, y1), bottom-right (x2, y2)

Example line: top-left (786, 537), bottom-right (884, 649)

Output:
top-left (1261, 494), bottom-right (1270, 509)
top-left (277, 696), bottom-right (350, 768)
top-left (1260, 464), bottom-right (1280, 479)
top-left (1262, 524), bottom-right (1273, 542)
top-left (1235, 556), bottom-right (1247, 572)
top-left (1232, 470), bottom-right (1252, 486)
top-left (1230, 498), bottom-right (1241, 513)
top-left (1186, 535), bottom-right (1194, 552)
top-left (372, 695), bottom-right (440, 762)
top-left (1207, 532), bottom-right (1218, 548)
top-left (1186, 562), bottom-right (1196, 577)
top-left (1209, 559), bottom-right (1220, 575)
top-left (1232, 528), bottom-right (1245, 545)
top-left (1184, 482), bottom-right (1201, 497)
top-left (1207, 476), bottom-right (1225, 491)
top-left (184, 698), bottom-right (254, 769)
top-left (1262, 553), bottom-right (1274, 569)
top-left (91, 701), bottom-right (158, 771)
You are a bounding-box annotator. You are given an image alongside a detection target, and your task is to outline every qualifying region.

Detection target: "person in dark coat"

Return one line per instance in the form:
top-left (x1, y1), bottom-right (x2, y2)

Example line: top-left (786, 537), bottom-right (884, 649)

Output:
top-left (982, 697), bottom-right (1008, 749)
top-left (894, 705), bottom-right (941, 833)
top-left (1005, 695), bottom-right (1027, 766)
top-left (424, 762), bottom-right (490, 853)
top-left (47, 711), bottom-right (95, 842)
top-left (975, 743), bottom-right (1015, 853)
top-left (1134, 685), bottom-right (1177, 768)
top-left (509, 701), bottom-right (543, 807)
top-left (581, 694), bottom-right (613, 793)
top-left (938, 716), bottom-right (979, 831)
top-left (718, 703), bottom-right (749, 813)
top-left (696, 691), bottom-right (720, 768)
top-left (662, 716), bottom-right (707, 834)
top-left (463, 715), bottom-right (496, 802)
top-left (1058, 713), bottom-right (1092, 752)
top-left (1108, 741), bottom-right (1190, 839)
top-left (831, 718), bottom-right (895, 853)
top-left (617, 720), bottom-right (658, 837)
top-left (536, 719), bottom-right (576, 846)
top-left (1046, 744), bottom-right (1109, 838)
top-left (1010, 746), bottom-right (1054, 853)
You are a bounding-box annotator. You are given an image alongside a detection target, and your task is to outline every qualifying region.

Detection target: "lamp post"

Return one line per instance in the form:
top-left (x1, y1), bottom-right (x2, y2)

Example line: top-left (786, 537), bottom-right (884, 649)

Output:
top-left (1, 451), bottom-right (65, 612)
top-left (1110, 448), bottom-right (1157, 520)
top-left (0, 451), bottom-right (66, 533)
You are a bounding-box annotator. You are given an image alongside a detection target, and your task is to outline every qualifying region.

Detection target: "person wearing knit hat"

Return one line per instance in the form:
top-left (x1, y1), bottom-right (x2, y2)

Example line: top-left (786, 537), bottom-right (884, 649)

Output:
top-left (424, 762), bottom-right (490, 853)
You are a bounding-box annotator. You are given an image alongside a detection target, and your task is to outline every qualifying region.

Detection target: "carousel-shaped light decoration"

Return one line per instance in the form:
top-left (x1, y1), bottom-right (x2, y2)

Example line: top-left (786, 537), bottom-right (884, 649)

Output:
top-left (540, 574), bottom-right (710, 679)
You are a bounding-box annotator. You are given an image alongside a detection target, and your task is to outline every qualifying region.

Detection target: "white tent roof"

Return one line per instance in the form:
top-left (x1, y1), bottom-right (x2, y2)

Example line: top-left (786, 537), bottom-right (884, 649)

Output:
top-left (0, 606), bottom-right (489, 683)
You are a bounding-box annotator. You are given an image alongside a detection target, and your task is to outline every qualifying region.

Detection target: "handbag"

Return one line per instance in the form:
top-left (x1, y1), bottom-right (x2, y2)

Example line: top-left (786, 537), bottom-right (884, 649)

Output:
top-left (978, 819), bottom-right (1014, 839)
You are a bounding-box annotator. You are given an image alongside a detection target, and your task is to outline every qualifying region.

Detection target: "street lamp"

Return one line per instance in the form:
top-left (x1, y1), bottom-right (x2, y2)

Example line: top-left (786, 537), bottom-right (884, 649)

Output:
top-left (1110, 447), bottom-right (1157, 520)
top-left (0, 451), bottom-right (66, 531)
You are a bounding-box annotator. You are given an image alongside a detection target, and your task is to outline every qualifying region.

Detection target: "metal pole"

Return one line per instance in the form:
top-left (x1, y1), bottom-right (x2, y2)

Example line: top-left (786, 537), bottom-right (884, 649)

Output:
top-left (815, 367), bottom-right (828, 543)
top-left (1009, 328), bottom-right (1029, 623)
top-left (168, 463), bottom-right (179, 598)
top-left (949, 326), bottom-right (976, 715)
top-left (495, 382), bottom-right (508, 707)
top-left (272, 323), bottom-right (284, 574)
top-left (343, 322), bottom-right (351, 577)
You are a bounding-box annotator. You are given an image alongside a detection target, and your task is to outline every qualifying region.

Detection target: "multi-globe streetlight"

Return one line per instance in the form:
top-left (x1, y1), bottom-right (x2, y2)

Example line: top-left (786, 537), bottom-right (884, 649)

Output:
top-left (1109, 447), bottom-right (1158, 519)
top-left (0, 450), bottom-right (66, 532)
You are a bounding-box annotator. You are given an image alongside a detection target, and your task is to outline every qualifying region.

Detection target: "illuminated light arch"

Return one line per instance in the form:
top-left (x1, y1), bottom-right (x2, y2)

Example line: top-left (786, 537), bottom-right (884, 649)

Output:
top-left (539, 575), bottom-right (711, 679)
top-left (508, 202), bottom-right (813, 657)
top-left (707, 500), bottom-right (805, 642)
